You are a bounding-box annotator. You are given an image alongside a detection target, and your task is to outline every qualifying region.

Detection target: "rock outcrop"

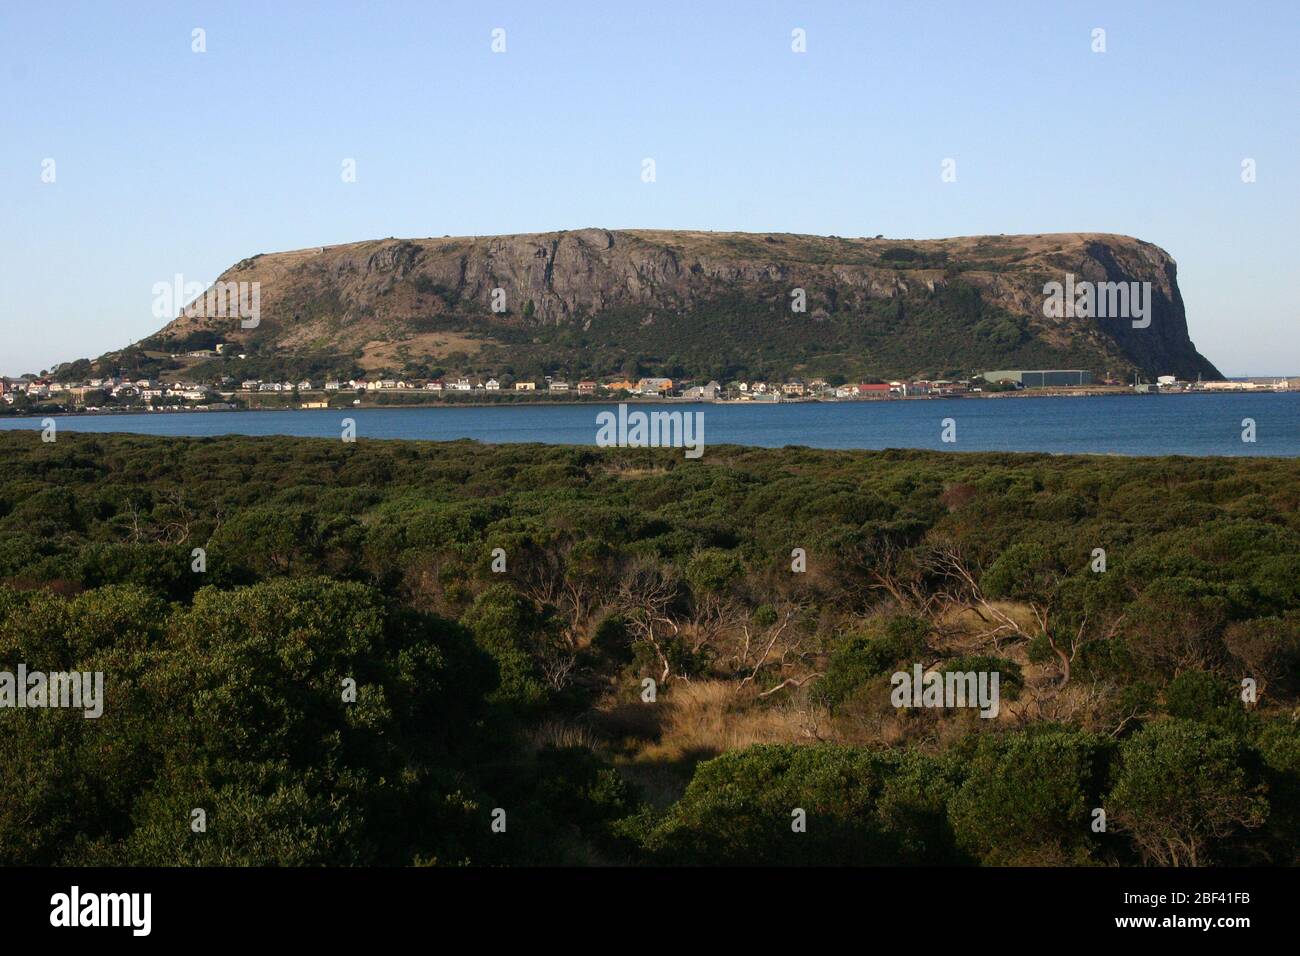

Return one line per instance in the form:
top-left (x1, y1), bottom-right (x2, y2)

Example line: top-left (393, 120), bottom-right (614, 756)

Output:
top-left (150, 229), bottom-right (1221, 381)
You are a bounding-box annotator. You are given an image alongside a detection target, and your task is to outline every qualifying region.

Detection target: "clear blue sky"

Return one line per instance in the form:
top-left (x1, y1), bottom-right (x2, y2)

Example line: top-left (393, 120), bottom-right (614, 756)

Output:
top-left (2, 0), bottom-right (1296, 376)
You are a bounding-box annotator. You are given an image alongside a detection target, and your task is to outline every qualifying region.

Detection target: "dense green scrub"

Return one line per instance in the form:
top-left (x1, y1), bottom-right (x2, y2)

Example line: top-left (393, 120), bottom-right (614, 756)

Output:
top-left (0, 431), bottom-right (1296, 865)
top-left (357, 287), bottom-right (1114, 385)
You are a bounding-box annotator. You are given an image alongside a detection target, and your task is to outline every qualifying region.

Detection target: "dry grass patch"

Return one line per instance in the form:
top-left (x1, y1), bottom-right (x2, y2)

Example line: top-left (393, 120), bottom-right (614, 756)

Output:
top-left (523, 718), bottom-right (602, 753)
top-left (637, 680), bottom-right (820, 763)
top-left (601, 679), bottom-right (828, 808)
top-left (936, 600), bottom-right (1040, 650)
top-left (358, 330), bottom-right (487, 370)
top-left (601, 463), bottom-right (672, 480)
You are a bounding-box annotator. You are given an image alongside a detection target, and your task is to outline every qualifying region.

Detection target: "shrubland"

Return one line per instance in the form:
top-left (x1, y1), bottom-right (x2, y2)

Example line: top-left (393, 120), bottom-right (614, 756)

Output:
top-left (1, 431), bottom-right (1296, 865)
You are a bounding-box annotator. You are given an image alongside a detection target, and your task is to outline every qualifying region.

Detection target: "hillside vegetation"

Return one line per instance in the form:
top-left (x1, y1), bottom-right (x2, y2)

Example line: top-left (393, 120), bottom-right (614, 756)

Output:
top-left (1, 432), bottom-right (1295, 865)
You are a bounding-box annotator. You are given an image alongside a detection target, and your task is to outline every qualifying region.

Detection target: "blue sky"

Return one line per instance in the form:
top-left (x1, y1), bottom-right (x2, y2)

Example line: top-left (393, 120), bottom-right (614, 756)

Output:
top-left (1, 0), bottom-right (1296, 376)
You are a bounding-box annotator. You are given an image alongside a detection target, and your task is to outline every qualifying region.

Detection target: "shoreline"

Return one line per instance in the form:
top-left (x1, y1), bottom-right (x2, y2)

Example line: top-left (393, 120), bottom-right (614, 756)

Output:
top-left (5, 386), bottom-right (1293, 420)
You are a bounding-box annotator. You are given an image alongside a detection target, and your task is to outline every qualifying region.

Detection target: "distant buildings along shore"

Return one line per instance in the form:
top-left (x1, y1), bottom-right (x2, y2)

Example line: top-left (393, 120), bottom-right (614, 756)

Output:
top-left (3, 369), bottom-right (1297, 413)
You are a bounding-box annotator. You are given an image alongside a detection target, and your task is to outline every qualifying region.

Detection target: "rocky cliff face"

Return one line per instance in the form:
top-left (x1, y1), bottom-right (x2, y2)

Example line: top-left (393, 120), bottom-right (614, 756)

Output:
top-left (152, 229), bottom-right (1221, 381)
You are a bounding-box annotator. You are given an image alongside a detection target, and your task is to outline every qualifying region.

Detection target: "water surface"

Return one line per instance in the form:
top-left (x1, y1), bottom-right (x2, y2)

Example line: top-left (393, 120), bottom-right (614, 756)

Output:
top-left (3, 394), bottom-right (1297, 456)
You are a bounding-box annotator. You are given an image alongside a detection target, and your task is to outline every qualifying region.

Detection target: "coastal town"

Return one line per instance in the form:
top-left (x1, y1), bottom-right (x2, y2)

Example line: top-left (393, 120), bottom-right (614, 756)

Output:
top-left (1, 367), bottom-right (1295, 415)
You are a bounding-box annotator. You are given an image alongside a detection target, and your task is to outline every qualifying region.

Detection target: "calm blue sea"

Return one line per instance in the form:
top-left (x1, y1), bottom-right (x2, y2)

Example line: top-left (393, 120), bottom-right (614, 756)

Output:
top-left (2, 394), bottom-right (1298, 457)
